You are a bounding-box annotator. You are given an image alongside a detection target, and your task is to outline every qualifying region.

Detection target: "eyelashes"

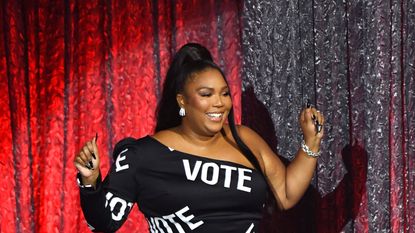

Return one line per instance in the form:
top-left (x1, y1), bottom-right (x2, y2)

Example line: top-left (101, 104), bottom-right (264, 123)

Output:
top-left (199, 91), bottom-right (230, 97)
top-left (199, 93), bottom-right (212, 97)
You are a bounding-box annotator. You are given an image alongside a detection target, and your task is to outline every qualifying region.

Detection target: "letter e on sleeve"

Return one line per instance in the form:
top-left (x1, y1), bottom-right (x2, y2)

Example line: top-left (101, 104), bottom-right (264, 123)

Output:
top-left (104, 138), bottom-right (141, 203)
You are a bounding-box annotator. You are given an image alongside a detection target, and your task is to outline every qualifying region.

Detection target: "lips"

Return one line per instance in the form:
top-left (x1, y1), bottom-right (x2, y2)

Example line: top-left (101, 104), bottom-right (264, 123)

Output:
top-left (206, 112), bottom-right (224, 121)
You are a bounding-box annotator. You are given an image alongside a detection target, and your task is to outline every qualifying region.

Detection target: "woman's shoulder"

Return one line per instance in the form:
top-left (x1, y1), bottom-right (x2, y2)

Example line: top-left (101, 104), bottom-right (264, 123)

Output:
top-left (222, 124), bottom-right (267, 153)
top-left (222, 124), bottom-right (261, 140)
top-left (113, 135), bottom-right (158, 155)
top-left (151, 128), bottom-right (181, 145)
top-left (114, 135), bottom-right (150, 147)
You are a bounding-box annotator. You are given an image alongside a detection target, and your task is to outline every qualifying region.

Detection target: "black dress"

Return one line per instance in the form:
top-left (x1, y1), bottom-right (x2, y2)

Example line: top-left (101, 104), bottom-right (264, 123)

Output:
top-left (78, 136), bottom-right (268, 233)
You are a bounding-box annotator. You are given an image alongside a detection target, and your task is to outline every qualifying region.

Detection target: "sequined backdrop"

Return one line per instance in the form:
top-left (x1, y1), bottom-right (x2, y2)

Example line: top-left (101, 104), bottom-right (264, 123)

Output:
top-left (242, 0), bottom-right (415, 232)
top-left (0, 0), bottom-right (414, 232)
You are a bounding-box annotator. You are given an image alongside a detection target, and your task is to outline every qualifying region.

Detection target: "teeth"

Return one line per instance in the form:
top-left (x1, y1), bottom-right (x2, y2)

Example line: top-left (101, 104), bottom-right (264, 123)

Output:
top-left (207, 113), bottom-right (222, 118)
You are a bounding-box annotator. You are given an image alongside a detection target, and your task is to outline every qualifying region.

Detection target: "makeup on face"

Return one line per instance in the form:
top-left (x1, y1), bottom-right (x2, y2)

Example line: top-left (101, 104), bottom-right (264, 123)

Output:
top-left (182, 68), bottom-right (232, 133)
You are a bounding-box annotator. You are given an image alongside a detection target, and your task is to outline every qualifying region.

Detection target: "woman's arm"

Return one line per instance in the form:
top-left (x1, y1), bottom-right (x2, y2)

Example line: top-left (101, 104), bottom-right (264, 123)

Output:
top-left (239, 107), bottom-right (324, 210)
top-left (74, 137), bottom-right (138, 232)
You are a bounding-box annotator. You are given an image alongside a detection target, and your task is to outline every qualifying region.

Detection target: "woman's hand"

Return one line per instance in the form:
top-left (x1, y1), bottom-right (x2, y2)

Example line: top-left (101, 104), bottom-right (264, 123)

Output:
top-left (299, 107), bottom-right (325, 152)
top-left (74, 135), bottom-right (100, 187)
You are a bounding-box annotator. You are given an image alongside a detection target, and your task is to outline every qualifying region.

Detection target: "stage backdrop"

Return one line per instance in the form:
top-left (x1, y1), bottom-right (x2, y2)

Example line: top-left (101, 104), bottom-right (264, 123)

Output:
top-left (0, 0), bottom-right (414, 233)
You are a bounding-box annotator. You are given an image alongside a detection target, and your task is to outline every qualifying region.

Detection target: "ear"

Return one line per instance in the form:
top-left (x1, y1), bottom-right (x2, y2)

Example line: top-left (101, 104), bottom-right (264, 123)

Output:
top-left (176, 93), bottom-right (185, 108)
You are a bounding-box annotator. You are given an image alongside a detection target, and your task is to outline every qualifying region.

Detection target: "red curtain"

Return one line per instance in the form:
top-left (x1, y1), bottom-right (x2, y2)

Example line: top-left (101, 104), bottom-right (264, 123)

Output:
top-left (0, 0), bottom-right (243, 232)
top-left (2, 0), bottom-right (415, 233)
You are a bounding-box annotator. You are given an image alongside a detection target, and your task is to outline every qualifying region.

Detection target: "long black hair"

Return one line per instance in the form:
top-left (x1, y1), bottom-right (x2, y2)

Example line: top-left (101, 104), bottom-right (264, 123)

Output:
top-left (155, 43), bottom-right (213, 132)
top-left (155, 43), bottom-right (262, 173)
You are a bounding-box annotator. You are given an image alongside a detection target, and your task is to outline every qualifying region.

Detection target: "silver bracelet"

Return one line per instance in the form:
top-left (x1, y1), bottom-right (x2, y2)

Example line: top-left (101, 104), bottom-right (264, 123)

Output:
top-left (301, 140), bottom-right (321, 158)
top-left (76, 174), bottom-right (93, 189)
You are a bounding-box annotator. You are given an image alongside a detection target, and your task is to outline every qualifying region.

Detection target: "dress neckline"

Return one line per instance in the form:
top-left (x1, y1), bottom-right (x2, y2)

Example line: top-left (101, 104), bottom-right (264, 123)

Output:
top-left (146, 135), bottom-right (260, 172)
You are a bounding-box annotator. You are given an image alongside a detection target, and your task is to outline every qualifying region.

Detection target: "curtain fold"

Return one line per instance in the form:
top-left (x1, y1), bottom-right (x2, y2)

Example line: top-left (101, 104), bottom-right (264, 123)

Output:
top-left (242, 0), bottom-right (415, 232)
top-left (1, 0), bottom-right (414, 232)
top-left (0, 0), bottom-right (243, 232)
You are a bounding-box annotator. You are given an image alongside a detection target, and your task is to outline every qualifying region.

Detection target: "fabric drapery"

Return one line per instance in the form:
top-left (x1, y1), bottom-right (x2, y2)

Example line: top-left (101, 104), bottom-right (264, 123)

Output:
top-left (242, 0), bottom-right (415, 232)
top-left (1, 0), bottom-right (414, 232)
top-left (0, 0), bottom-right (242, 232)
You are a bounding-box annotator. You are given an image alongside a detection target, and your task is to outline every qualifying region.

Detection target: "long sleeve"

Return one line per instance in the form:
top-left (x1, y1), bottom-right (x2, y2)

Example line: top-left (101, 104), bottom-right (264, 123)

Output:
top-left (78, 138), bottom-right (140, 232)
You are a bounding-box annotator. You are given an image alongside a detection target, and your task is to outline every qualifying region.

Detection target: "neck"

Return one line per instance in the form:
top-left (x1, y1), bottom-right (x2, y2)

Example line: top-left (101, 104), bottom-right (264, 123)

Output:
top-left (176, 124), bottom-right (222, 147)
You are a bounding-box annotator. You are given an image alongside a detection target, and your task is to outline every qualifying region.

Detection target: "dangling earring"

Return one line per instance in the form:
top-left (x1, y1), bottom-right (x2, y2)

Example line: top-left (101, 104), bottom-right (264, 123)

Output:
top-left (179, 107), bottom-right (186, 117)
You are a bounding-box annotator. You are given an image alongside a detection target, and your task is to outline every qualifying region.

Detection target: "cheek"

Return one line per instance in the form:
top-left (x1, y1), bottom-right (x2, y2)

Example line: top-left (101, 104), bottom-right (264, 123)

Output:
top-left (220, 96), bottom-right (233, 111)
top-left (225, 97), bottom-right (233, 108)
top-left (187, 96), bottom-right (209, 111)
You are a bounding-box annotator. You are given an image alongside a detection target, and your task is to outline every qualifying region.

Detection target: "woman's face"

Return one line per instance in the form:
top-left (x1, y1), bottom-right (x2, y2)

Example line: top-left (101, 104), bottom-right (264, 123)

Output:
top-left (178, 68), bottom-right (232, 136)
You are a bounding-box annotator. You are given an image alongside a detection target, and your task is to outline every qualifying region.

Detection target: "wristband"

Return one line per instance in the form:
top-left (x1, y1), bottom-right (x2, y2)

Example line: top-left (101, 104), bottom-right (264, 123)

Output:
top-left (76, 172), bottom-right (97, 190)
top-left (301, 140), bottom-right (321, 158)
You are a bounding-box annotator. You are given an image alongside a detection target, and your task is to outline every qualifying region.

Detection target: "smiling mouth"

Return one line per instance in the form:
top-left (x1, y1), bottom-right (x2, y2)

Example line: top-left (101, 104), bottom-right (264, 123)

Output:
top-left (206, 112), bottom-right (224, 121)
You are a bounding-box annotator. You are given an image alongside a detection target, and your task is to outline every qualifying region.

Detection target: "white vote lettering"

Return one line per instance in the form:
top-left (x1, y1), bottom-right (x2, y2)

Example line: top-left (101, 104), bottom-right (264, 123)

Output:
top-left (115, 148), bottom-right (130, 172)
top-left (105, 191), bottom-right (133, 221)
top-left (163, 214), bottom-right (186, 233)
top-left (220, 164), bottom-right (237, 188)
top-left (183, 160), bottom-right (202, 181)
top-left (237, 168), bottom-right (252, 192)
top-left (200, 162), bottom-right (219, 185)
top-left (176, 206), bottom-right (204, 230)
top-left (182, 159), bottom-right (252, 192)
top-left (147, 206), bottom-right (204, 232)
top-left (155, 217), bottom-right (172, 233)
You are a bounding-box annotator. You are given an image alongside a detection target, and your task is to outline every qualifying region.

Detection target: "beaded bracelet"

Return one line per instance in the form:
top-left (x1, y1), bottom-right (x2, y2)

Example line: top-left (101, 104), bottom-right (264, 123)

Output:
top-left (301, 140), bottom-right (321, 158)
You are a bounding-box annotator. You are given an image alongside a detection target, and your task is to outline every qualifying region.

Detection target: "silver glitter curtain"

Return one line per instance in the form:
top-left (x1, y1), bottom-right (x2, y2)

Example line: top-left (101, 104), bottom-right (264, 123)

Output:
top-left (241, 0), bottom-right (415, 232)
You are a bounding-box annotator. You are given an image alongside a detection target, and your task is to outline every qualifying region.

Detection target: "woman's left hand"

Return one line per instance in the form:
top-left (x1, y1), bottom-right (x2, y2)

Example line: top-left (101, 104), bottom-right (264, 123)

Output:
top-left (299, 107), bottom-right (325, 152)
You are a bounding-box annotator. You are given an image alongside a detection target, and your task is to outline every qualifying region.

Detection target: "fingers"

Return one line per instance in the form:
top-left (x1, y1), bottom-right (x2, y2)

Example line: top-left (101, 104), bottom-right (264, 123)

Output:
top-left (86, 141), bottom-right (95, 160)
top-left (74, 151), bottom-right (92, 170)
top-left (313, 109), bottom-right (325, 136)
top-left (317, 111), bottom-right (325, 125)
top-left (300, 106), bottom-right (325, 137)
top-left (302, 107), bottom-right (317, 123)
top-left (74, 135), bottom-right (100, 171)
top-left (92, 135), bottom-right (98, 159)
top-left (80, 146), bottom-right (94, 169)
top-left (308, 108), bottom-right (324, 123)
top-left (74, 161), bottom-right (86, 173)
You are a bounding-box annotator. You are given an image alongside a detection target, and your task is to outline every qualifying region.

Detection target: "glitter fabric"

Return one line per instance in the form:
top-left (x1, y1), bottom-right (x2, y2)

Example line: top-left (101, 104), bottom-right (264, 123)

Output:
top-left (242, 0), bottom-right (415, 232)
top-left (1, 0), bottom-right (415, 232)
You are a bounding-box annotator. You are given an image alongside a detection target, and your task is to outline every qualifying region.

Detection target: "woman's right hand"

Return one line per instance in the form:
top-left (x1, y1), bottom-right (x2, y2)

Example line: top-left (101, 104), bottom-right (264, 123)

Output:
top-left (74, 135), bottom-right (100, 187)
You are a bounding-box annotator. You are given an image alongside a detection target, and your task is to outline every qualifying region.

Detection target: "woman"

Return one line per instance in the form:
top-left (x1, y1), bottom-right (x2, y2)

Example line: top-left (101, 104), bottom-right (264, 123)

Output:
top-left (74, 43), bottom-right (324, 232)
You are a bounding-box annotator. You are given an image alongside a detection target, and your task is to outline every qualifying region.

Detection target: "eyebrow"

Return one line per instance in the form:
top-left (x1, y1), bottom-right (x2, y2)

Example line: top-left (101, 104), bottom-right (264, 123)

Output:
top-left (196, 86), bottom-right (229, 91)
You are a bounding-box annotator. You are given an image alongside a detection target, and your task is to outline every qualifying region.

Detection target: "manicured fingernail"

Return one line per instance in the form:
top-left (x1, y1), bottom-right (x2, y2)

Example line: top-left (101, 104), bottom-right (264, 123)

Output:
top-left (91, 133), bottom-right (98, 160)
top-left (85, 162), bottom-right (92, 170)
top-left (315, 120), bottom-right (322, 135)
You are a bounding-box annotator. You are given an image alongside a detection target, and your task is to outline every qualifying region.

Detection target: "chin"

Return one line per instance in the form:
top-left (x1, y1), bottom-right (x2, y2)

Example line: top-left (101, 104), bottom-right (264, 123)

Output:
top-left (204, 123), bottom-right (225, 135)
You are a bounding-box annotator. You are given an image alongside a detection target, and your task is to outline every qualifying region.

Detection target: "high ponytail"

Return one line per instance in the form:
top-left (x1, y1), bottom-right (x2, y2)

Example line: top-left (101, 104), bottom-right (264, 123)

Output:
top-left (155, 43), bottom-right (213, 132)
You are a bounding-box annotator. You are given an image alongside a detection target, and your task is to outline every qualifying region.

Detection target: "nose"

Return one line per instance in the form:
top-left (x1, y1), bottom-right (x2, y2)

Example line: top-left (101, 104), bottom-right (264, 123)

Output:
top-left (213, 94), bottom-right (224, 107)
